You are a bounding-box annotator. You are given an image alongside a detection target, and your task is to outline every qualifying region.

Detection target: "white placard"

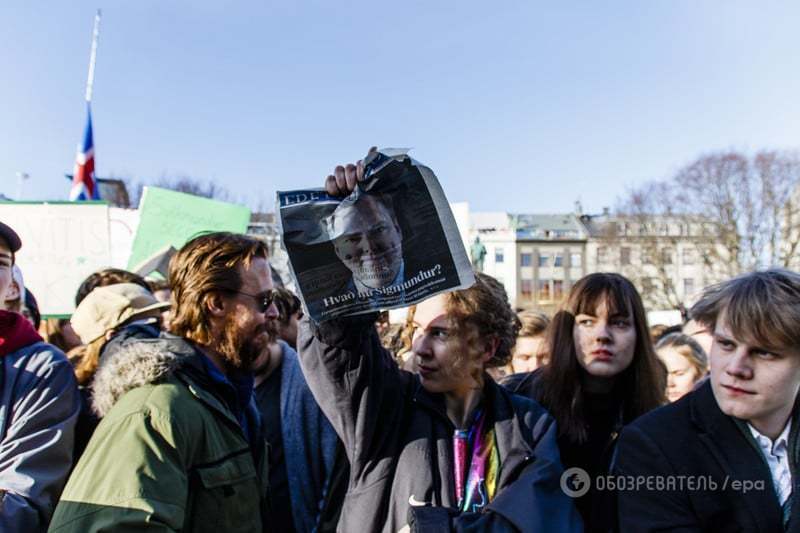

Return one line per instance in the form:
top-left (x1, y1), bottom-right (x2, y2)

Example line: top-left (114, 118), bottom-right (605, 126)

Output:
top-left (109, 207), bottom-right (140, 269)
top-left (0, 202), bottom-right (111, 316)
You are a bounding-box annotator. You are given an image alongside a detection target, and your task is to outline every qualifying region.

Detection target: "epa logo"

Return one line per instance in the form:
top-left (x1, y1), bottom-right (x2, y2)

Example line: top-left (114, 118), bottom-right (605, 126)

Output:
top-left (560, 467), bottom-right (591, 497)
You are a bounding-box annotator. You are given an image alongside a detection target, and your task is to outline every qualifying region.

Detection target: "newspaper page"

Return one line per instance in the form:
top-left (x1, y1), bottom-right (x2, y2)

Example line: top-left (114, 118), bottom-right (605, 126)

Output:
top-left (277, 149), bottom-right (475, 323)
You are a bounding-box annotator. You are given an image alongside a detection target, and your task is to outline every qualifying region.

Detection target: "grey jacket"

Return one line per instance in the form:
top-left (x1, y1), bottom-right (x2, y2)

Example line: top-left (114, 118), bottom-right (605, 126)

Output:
top-left (276, 342), bottom-right (345, 533)
top-left (0, 341), bottom-right (80, 532)
top-left (298, 315), bottom-right (583, 533)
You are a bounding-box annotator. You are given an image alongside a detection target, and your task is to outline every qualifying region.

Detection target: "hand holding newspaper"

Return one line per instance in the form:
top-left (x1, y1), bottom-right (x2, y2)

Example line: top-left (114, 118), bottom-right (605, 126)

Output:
top-left (277, 149), bottom-right (475, 323)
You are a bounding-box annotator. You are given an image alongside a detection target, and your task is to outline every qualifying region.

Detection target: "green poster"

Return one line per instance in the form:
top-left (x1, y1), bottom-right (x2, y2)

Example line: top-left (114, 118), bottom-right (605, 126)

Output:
top-left (128, 187), bottom-right (251, 270)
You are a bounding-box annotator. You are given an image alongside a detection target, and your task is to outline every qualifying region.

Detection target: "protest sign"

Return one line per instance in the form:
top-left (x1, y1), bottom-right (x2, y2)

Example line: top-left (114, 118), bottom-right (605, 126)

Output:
top-left (127, 186), bottom-right (251, 270)
top-left (0, 201), bottom-right (111, 316)
top-left (109, 207), bottom-right (140, 269)
top-left (277, 150), bottom-right (475, 322)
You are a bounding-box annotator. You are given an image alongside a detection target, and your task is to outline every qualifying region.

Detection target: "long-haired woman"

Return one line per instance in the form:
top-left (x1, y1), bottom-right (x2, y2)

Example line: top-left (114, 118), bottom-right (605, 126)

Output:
top-left (655, 332), bottom-right (708, 402)
top-left (505, 272), bottom-right (666, 531)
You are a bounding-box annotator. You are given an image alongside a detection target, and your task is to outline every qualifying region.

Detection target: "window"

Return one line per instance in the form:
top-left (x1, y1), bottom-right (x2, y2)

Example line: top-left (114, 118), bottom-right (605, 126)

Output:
top-left (642, 246), bottom-right (657, 265)
top-left (597, 247), bottom-right (608, 264)
top-left (538, 254), bottom-right (550, 267)
top-left (521, 279), bottom-right (533, 298)
top-left (683, 278), bottom-right (695, 296)
top-left (662, 247), bottom-right (673, 265)
top-left (570, 252), bottom-right (581, 268)
top-left (665, 279), bottom-right (675, 294)
top-left (553, 280), bottom-right (564, 300)
top-left (554, 253), bottom-right (564, 267)
top-left (642, 277), bottom-right (657, 295)
top-left (620, 247), bottom-right (631, 266)
top-left (537, 280), bottom-right (551, 301)
top-left (521, 253), bottom-right (532, 267)
top-left (682, 247), bottom-right (696, 265)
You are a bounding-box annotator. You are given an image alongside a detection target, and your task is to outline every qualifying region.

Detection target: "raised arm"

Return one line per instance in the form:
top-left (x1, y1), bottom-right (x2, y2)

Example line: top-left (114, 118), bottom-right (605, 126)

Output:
top-left (297, 314), bottom-right (411, 470)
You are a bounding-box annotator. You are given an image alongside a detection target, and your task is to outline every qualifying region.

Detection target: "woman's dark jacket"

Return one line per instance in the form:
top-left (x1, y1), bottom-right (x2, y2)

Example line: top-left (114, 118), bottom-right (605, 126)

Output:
top-left (503, 370), bottom-right (621, 533)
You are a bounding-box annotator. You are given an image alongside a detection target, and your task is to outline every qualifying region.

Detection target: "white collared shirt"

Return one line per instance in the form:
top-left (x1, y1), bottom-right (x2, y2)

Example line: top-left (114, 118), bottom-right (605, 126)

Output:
top-left (748, 420), bottom-right (792, 506)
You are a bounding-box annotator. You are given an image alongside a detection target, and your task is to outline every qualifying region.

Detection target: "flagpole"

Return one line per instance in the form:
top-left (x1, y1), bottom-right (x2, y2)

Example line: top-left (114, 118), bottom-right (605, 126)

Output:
top-left (70, 9), bottom-right (101, 201)
top-left (85, 9), bottom-right (101, 103)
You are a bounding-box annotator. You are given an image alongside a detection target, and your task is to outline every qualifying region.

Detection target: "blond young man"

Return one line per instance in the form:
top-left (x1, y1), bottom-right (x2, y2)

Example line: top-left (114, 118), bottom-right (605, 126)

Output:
top-left (615, 269), bottom-right (800, 532)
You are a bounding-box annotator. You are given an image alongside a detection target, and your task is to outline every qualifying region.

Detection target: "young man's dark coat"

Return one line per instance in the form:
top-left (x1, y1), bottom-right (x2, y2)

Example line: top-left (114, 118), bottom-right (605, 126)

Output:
top-left (615, 380), bottom-right (800, 533)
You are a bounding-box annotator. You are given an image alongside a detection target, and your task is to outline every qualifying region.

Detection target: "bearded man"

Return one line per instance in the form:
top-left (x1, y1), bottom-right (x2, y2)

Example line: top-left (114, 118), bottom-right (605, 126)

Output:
top-left (50, 232), bottom-right (279, 532)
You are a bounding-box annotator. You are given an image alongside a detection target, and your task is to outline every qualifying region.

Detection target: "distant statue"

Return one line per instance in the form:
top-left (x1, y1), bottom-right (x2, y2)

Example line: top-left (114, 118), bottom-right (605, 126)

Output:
top-left (470, 236), bottom-right (487, 272)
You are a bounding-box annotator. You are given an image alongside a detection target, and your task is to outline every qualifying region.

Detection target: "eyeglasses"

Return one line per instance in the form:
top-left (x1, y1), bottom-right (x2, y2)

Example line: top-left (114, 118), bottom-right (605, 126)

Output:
top-left (225, 289), bottom-right (277, 314)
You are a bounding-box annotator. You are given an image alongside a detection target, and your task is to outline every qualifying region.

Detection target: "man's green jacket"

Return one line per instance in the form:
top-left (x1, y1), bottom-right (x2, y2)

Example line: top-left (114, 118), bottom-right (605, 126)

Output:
top-left (48, 336), bottom-right (269, 532)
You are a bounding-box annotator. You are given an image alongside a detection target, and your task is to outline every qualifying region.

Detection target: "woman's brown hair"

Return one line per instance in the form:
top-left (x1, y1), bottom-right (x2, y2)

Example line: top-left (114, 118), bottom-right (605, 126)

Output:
top-left (655, 332), bottom-right (708, 379)
top-left (537, 272), bottom-right (666, 443)
top-left (74, 336), bottom-right (106, 386)
top-left (75, 268), bottom-right (150, 306)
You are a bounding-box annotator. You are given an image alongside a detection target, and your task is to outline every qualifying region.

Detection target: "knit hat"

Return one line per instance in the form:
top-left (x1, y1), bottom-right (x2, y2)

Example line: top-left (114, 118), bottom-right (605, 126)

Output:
top-left (0, 221), bottom-right (21, 253)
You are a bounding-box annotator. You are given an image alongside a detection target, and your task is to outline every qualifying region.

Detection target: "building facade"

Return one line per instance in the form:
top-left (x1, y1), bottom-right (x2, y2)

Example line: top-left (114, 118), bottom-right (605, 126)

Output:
top-left (463, 205), bottom-right (721, 313)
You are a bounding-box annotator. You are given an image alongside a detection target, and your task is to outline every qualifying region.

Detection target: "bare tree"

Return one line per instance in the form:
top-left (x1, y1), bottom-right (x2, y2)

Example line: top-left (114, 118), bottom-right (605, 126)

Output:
top-left (671, 151), bottom-right (752, 276)
top-left (671, 150), bottom-right (800, 272)
top-left (615, 182), bottom-right (689, 309)
top-left (124, 176), bottom-right (232, 207)
top-left (589, 185), bottom-right (710, 310)
top-left (610, 149), bottom-right (800, 308)
top-left (152, 176), bottom-right (231, 201)
top-left (752, 150), bottom-right (800, 267)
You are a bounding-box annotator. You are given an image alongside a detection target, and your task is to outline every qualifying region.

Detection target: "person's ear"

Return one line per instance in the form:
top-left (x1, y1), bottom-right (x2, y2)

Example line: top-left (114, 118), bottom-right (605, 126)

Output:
top-left (482, 337), bottom-right (500, 364)
top-left (205, 291), bottom-right (228, 318)
top-left (5, 280), bottom-right (20, 301)
top-left (104, 329), bottom-right (117, 341)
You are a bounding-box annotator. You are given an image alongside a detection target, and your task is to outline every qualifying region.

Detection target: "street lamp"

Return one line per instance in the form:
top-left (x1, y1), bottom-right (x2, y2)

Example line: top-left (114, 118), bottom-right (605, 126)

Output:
top-left (15, 172), bottom-right (29, 200)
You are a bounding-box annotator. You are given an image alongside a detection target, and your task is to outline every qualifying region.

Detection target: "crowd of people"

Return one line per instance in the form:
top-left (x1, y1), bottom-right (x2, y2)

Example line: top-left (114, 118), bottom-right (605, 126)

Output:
top-left (1, 155), bottom-right (799, 533)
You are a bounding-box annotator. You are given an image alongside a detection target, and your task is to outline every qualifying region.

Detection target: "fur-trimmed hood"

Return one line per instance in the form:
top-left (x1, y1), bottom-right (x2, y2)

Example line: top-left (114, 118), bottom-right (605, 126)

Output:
top-left (90, 336), bottom-right (196, 417)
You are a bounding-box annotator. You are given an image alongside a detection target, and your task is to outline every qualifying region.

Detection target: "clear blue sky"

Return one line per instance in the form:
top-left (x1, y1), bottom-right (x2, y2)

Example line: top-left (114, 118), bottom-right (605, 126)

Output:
top-left (2, 1), bottom-right (799, 213)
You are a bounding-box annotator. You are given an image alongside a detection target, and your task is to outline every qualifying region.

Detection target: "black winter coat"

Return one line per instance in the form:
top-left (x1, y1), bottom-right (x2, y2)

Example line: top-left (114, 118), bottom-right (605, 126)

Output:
top-left (615, 380), bottom-right (800, 532)
top-left (503, 370), bottom-right (621, 533)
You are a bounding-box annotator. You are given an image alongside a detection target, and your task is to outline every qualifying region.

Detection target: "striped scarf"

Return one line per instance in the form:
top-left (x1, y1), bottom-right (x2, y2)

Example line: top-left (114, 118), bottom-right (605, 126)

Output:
top-left (452, 408), bottom-right (500, 513)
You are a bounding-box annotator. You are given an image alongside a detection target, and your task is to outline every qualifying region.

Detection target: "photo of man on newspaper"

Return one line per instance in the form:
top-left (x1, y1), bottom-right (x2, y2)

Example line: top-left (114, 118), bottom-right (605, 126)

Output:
top-left (327, 193), bottom-right (404, 298)
top-left (278, 149), bottom-right (474, 323)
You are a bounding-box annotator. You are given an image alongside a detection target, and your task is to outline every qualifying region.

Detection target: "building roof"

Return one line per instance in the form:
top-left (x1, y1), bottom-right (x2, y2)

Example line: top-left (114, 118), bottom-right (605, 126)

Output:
top-left (511, 213), bottom-right (587, 240)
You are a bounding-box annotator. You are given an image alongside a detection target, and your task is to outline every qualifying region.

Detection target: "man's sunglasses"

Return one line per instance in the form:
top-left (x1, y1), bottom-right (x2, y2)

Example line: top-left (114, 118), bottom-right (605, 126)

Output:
top-left (225, 289), bottom-right (277, 314)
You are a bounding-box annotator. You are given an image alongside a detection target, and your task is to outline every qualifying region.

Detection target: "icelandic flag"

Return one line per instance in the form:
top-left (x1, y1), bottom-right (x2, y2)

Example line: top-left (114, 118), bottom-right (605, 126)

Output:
top-left (69, 103), bottom-right (100, 200)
